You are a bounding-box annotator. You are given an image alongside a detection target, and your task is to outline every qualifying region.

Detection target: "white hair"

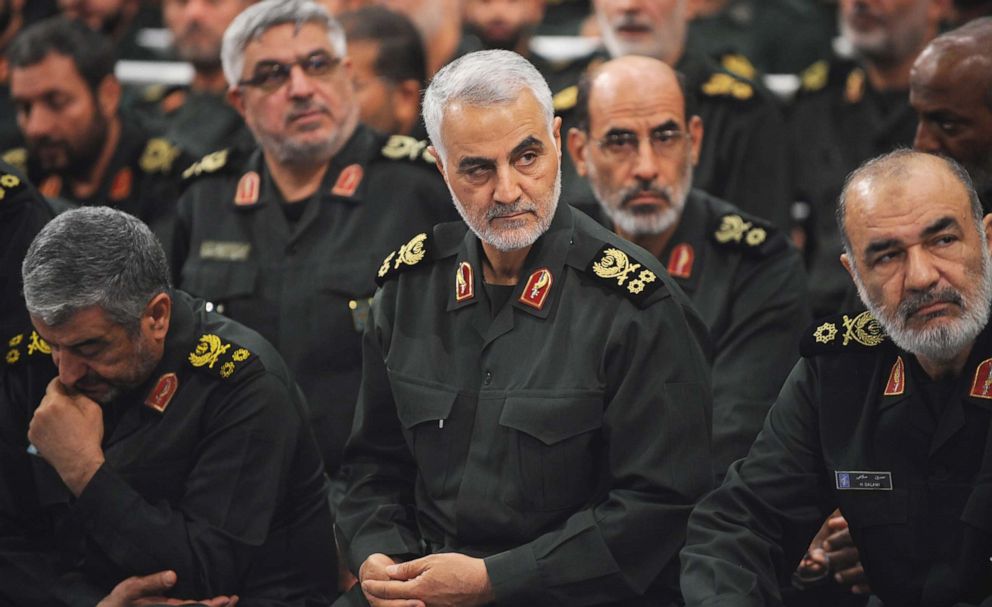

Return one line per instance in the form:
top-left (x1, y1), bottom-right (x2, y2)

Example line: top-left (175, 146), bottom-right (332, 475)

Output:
top-left (221, 0), bottom-right (346, 87)
top-left (422, 49), bottom-right (554, 163)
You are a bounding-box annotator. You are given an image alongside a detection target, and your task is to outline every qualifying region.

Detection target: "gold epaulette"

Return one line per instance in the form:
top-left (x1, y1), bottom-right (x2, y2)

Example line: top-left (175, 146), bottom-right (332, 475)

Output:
top-left (552, 85), bottom-right (578, 112)
top-left (700, 72), bottom-right (753, 100)
top-left (800, 60), bottom-right (829, 93)
top-left (801, 311), bottom-right (887, 356)
top-left (188, 333), bottom-right (254, 380)
top-left (5, 330), bottom-right (51, 365)
top-left (584, 244), bottom-right (664, 308)
top-left (381, 135), bottom-right (436, 164)
top-left (0, 170), bottom-right (24, 202)
top-left (721, 53), bottom-right (756, 81)
top-left (182, 149), bottom-right (230, 180)
top-left (375, 232), bottom-right (432, 286)
top-left (2, 148), bottom-right (27, 175)
top-left (139, 138), bottom-right (181, 174)
top-left (710, 212), bottom-right (784, 256)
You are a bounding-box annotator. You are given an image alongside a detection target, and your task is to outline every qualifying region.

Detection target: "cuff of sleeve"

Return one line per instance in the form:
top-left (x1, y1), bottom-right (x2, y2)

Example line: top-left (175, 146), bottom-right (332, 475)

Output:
top-left (484, 545), bottom-right (543, 605)
top-left (72, 464), bottom-right (141, 542)
top-left (336, 523), bottom-right (422, 575)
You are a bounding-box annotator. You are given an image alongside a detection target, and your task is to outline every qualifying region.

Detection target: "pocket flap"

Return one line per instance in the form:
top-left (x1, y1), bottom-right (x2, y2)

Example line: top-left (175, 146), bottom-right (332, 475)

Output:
top-left (181, 261), bottom-right (257, 301)
top-left (499, 394), bottom-right (603, 445)
top-left (390, 375), bottom-right (457, 429)
top-left (961, 483), bottom-right (992, 532)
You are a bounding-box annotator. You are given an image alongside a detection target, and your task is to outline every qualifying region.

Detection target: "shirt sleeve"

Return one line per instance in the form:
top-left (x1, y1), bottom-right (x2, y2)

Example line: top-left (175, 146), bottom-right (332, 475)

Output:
top-left (483, 295), bottom-right (714, 605)
top-left (680, 359), bottom-right (835, 606)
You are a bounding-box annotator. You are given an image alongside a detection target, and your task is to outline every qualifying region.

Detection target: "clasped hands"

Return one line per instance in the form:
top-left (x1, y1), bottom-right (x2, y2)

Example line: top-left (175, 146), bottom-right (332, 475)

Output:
top-left (360, 552), bottom-right (494, 607)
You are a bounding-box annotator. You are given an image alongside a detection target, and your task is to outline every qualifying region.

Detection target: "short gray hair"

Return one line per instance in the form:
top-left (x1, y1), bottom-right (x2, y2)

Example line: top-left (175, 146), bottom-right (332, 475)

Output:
top-left (22, 207), bottom-right (171, 331)
top-left (422, 50), bottom-right (554, 163)
top-left (837, 149), bottom-right (984, 261)
top-left (221, 0), bottom-right (346, 87)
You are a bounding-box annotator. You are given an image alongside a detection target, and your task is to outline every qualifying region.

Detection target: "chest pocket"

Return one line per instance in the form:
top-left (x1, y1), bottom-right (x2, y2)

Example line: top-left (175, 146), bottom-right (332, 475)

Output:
top-left (315, 259), bottom-right (378, 333)
top-left (180, 260), bottom-right (257, 306)
top-left (391, 375), bottom-right (457, 500)
top-left (498, 394), bottom-right (604, 512)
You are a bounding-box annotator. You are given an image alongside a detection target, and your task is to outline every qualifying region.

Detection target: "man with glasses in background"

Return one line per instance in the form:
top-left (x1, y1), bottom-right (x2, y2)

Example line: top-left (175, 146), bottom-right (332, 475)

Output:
top-left (172, 0), bottom-right (457, 543)
top-left (567, 55), bottom-right (809, 484)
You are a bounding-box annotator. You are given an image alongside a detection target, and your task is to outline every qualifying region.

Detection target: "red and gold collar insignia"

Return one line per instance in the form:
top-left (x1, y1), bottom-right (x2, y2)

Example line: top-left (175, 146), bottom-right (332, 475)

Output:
top-left (331, 163), bottom-right (364, 197)
top-left (234, 171), bottom-right (260, 206)
top-left (518, 267), bottom-right (553, 310)
top-left (884, 356), bottom-right (905, 396)
top-left (845, 68), bottom-right (865, 104)
top-left (970, 357), bottom-right (992, 399)
top-left (145, 372), bottom-right (179, 413)
top-left (455, 261), bottom-right (474, 302)
top-left (109, 167), bottom-right (133, 201)
top-left (40, 175), bottom-right (62, 198)
top-left (667, 243), bottom-right (694, 279)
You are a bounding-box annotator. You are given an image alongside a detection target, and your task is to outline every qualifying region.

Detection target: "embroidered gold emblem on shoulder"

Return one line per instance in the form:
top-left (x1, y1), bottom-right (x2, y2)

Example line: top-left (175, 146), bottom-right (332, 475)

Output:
top-left (801, 60), bottom-right (828, 92)
top-left (593, 247), bottom-right (657, 294)
top-left (27, 331), bottom-right (51, 355)
top-left (0, 172), bottom-right (21, 201)
top-left (182, 149), bottom-right (229, 179)
top-left (813, 322), bottom-right (837, 344)
top-left (841, 311), bottom-right (885, 347)
top-left (701, 73), bottom-right (753, 100)
top-left (714, 214), bottom-right (767, 248)
top-left (377, 232), bottom-right (431, 284)
top-left (381, 135), bottom-right (436, 164)
top-left (189, 334), bottom-right (252, 379)
top-left (140, 138), bottom-right (180, 173)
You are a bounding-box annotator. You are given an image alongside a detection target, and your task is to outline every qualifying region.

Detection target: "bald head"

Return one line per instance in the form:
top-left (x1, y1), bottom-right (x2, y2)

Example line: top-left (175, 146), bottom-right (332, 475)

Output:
top-left (910, 17), bottom-right (992, 196)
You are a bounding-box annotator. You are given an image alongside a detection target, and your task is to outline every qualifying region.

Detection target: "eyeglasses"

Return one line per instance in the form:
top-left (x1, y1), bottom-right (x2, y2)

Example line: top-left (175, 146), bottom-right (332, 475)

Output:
top-left (597, 127), bottom-right (688, 161)
top-left (238, 52), bottom-right (341, 92)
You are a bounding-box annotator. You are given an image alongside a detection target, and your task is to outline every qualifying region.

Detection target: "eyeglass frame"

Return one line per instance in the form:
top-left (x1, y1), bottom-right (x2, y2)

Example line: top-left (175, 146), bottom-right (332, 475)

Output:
top-left (237, 51), bottom-right (342, 92)
top-left (594, 123), bottom-right (692, 161)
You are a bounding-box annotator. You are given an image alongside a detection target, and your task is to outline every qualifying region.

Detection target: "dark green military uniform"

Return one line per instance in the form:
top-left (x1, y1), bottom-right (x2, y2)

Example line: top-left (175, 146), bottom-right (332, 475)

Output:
top-left (558, 50), bottom-right (792, 230)
top-left (336, 204), bottom-right (713, 606)
top-left (0, 291), bottom-right (337, 605)
top-left (1, 120), bottom-right (192, 245)
top-left (173, 124), bottom-right (459, 477)
top-left (681, 311), bottom-right (992, 605)
top-left (129, 85), bottom-right (254, 158)
top-left (789, 55), bottom-right (918, 317)
top-left (686, 0), bottom-right (835, 74)
top-left (659, 190), bottom-right (809, 481)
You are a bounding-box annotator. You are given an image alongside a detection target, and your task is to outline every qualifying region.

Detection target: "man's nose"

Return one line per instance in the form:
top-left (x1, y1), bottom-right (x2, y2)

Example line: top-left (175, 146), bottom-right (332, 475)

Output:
top-left (913, 122), bottom-right (942, 155)
top-left (493, 166), bottom-right (523, 205)
top-left (53, 349), bottom-right (87, 389)
top-left (904, 245), bottom-right (940, 292)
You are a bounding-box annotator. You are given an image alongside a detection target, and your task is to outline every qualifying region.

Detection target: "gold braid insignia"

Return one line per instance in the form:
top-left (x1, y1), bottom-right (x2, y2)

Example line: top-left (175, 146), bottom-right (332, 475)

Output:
top-left (188, 334), bottom-right (231, 368)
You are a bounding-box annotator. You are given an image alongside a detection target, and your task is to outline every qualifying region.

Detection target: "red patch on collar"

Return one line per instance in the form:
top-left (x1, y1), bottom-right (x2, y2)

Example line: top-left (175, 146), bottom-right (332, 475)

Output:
top-left (667, 243), bottom-right (694, 279)
top-left (455, 261), bottom-right (474, 302)
top-left (40, 175), bottom-right (62, 198)
top-left (331, 164), bottom-right (364, 197)
top-left (884, 356), bottom-right (904, 396)
top-left (970, 358), bottom-right (992, 399)
top-left (145, 372), bottom-right (179, 413)
top-left (109, 168), bottom-right (133, 201)
top-left (518, 268), bottom-right (553, 310)
top-left (234, 171), bottom-right (260, 206)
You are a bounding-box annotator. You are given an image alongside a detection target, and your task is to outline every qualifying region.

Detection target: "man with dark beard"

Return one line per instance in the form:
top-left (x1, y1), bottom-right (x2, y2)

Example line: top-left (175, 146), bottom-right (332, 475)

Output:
top-left (3, 17), bottom-right (190, 243)
top-left (681, 149), bottom-right (992, 606)
top-left (911, 17), bottom-right (992, 209)
top-left (57, 0), bottom-right (157, 61)
top-left (566, 55), bottom-right (809, 482)
top-left (1, 206), bottom-right (337, 605)
top-left (132, 0), bottom-right (257, 157)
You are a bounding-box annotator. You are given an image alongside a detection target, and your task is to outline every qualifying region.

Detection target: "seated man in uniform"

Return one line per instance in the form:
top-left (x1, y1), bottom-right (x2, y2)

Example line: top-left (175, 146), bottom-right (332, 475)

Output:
top-left (567, 55), bottom-right (810, 482)
top-left (335, 49), bottom-right (713, 607)
top-left (681, 150), bottom-right (992, 606)
top-left (0, 206), bottom-right (336, 605)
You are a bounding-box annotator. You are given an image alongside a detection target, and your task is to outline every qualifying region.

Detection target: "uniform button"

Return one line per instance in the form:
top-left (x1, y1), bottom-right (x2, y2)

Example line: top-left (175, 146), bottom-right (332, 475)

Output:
top-left (484, 370), bottom-right (493, 385)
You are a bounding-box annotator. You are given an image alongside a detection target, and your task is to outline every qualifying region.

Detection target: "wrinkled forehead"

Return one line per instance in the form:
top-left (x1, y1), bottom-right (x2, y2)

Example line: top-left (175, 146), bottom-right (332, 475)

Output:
top-left (589, 69), bottom-right (686, 131)
top-left (242, 21), bottom-right (335, 66)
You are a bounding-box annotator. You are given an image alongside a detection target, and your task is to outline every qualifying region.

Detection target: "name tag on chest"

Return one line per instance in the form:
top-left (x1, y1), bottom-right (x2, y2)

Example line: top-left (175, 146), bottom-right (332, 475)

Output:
top-left (200, 241), bottom-right (251, 261)
top-left (835, 470), bottom-right (893, 490)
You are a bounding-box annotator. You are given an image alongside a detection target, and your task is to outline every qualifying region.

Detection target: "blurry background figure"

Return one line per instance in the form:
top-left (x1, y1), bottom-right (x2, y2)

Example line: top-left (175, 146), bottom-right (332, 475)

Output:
top-left (685, 0), bottom-right (835, 74)
top-left (372, 0), bottom-right (467, 75)
top-left (57, 0), bottom-right (160, 60)
top-left (911, 16), bottom-right (992, 207)
top-left (463, 0), bottom-right (543, 55)
top-left (790, 0), bottom-right (950, 317)
top-left (4, 17), bottom-right (189, 242)
top-left (130, 0), bottom-right (256, 156)
top-left (339, 5), bottom-right (426, 136)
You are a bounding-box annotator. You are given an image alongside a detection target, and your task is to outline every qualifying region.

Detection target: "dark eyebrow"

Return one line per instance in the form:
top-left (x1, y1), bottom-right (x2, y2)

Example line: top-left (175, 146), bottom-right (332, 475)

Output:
top-left (864, 238), bottom-right (901, 258)
top-left (650, 119), bottom-right (680, 132)
top-left (65, 337), bottom-right (105, 351)
top-left (457, 156), bottom-right (494, 172)
top-left (510, 135), bottom-right (544, 158)
top-left (862, 216), bottom-right (960, 258)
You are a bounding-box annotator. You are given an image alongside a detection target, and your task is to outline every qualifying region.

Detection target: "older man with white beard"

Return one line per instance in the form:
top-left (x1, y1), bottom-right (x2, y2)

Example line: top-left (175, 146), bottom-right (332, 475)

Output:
top-left (681, 149), bottom-right (992, 607)
top-left (566, 55), bottom-right (809, 483)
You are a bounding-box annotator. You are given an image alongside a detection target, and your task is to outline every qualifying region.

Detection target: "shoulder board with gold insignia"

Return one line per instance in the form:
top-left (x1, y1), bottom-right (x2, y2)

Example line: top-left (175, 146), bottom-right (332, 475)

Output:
top-left (140, 138), bottom-right (182, 174)
top-left (187, 333), bottom-right (255, 380)
top-left (552, 85), bottom-right (578, 112)
top-left (2, 148), bottom-right (27, 175)
top-left (142, 83), bottom-right (168, 103)
top-left (800, 311), bottom-right (888, 357)
top-left (375, 232), bottom-right (433, 286)
top-left (381, 135), bottom-right (436, 164)
top-left (0, 169), bottom-right (25, 202)
top-left (710, 212), bottom-right (786, 257)
top-left (182, 149), bottom-right (231, 180)
top-left (584, 244), bottom-right (664, 308)
top-left (799, 60), bottom-right (829, 93)
top-left (4, 330), bottom-right (52, 365)
top-left (700, 71), bottom-right (753, 100)
top-left (720, 53), bottom-right (756, 81)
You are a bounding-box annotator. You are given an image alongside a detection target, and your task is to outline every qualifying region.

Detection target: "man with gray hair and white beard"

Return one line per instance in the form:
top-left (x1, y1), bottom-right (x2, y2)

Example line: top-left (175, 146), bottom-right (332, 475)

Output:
top-left (334, 49), bottom-right (713, 607)
top-left (681, 149), bottom-right (992, 606)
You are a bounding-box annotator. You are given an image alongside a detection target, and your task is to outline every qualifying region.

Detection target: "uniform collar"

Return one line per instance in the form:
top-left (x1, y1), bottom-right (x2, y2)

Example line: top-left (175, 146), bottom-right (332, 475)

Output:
top-left (658, 189), bottom-right (708, 293)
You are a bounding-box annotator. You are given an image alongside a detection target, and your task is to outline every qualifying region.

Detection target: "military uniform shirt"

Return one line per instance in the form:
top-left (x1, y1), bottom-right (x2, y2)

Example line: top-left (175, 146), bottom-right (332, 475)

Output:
top-left (660, 190), bottom-right (809, 480)
top-left (789, 55), bottom-right (917, 316)
top-left (681, 311), bottom-right (992, 606)
top-left (0, 291), bottom-right (337, 605)
top-left (337, 204), bottom-right (714, 606)
top-left (174, 124), bottom-right (459, 475)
